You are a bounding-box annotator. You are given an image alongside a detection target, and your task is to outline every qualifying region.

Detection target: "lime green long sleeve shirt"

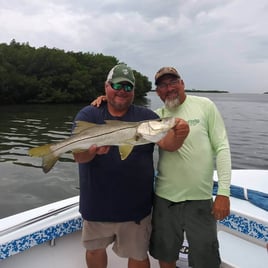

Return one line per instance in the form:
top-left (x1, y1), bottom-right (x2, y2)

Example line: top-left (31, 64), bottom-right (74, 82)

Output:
top-left (155, 95), bottom-right (231, 202)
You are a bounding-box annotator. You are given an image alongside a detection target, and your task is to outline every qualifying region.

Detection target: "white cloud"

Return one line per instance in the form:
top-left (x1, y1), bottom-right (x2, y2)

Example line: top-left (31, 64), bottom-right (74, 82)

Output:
top-left (0, 0), bottom-right (268, 92)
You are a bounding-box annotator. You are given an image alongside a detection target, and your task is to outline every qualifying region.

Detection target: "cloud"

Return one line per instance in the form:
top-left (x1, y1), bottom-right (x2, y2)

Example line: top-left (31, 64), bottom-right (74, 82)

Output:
top-left (0, 0), bottom-right (268, 92)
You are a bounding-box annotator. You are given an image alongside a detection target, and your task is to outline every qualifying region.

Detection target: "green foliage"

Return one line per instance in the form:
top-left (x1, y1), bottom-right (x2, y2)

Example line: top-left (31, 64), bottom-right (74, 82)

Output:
top-left (0, 40), bottom-right (152, 104)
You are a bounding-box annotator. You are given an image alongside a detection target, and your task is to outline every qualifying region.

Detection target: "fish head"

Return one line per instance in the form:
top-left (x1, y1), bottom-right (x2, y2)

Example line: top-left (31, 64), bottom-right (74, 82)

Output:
top-left (137, 117), bottom-right (176, 143)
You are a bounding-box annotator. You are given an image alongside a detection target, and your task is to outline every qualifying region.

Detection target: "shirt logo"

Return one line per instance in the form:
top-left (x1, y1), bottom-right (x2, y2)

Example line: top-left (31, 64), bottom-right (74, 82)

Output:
top-left (187, 119), bottom-right (200, 126)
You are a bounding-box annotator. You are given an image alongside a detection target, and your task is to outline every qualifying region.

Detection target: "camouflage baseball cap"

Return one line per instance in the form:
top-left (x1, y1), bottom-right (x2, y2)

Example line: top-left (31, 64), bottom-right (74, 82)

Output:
top-left (107, 64), bottom-right (135, 86)
top-left (155, 67), bottom-right (180, 85)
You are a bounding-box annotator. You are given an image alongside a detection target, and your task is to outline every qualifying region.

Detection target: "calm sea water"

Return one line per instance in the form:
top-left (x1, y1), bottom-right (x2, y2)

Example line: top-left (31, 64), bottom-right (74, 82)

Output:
top-left (0, 93), bottom-right (267, 218)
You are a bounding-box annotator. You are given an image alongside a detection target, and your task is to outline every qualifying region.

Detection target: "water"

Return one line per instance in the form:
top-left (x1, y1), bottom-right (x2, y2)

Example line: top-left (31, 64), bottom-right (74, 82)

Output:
top-left (0, 104), bottom-right (82, 218)
top-left (0, 93), bottom-right (267, 218)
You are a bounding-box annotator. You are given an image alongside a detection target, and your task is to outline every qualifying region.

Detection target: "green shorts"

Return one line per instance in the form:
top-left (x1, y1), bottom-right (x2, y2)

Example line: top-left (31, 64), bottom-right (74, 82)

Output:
top-left (149, 195), bottom-right (221, 268)
top-left (82, 214), bottom-right (151, 261)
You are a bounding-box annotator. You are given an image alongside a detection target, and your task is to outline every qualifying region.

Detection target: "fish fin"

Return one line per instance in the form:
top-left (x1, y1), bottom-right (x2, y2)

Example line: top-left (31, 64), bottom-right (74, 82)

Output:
top-left (73, 121), bottom-right (98, 134)
top-left (29, 144), bottom-right (52, 157)
top-left (29, 144), bottom-right (58, 173)
top-left (42, 154), bottom-right (59, 173)
top-left (121, 135), bottom-right (144, 145)
top-left (118, 145), bottom-right (134, 160)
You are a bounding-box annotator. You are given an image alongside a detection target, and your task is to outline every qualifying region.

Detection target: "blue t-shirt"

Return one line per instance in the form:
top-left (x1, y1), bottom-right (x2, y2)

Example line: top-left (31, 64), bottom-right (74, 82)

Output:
top-left (73, 103), bottom-right (159, 222)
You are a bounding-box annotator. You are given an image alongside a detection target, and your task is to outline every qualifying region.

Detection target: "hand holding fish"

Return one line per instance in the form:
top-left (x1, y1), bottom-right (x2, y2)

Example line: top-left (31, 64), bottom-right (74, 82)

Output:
top-left (73, 145), bottom-right (110, 163)
top-left (158, 118), bottom-right (189, 151)
top-left (172, 118), bottom-right (190, 139)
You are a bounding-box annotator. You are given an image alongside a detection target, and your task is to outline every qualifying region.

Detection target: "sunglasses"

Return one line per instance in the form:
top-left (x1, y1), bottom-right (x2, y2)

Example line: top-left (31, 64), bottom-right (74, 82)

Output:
top-left (157, 79), bottom-right (180, 90)
top-left (110, 83), bottom-right (134, 92)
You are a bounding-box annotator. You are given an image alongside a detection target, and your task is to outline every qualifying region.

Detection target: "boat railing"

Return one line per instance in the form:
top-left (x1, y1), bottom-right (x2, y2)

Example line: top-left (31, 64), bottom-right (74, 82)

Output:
top-left (0, 201), bottom-right (79, 237)
top-left (0, 196), bottom-right (81, 260)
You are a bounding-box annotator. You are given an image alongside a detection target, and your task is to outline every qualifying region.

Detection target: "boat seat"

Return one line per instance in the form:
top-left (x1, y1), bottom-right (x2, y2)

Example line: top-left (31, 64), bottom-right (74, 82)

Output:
top-left (218, 230), bottom-right (268, 268)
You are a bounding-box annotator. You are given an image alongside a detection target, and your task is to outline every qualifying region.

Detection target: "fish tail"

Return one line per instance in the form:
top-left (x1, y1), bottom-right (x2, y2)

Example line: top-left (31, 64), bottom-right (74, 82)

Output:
top-left (28, 144), bottom-right (52, 157)
top-left (29, 144), bottom-right (58, 173)
top-left (42, 154), bottom-right (59, 173)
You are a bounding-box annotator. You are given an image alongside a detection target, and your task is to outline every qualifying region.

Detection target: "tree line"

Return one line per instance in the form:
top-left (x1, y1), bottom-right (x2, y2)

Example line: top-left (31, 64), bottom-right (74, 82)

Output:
top-left (0, 40), bottom-right (152, 104)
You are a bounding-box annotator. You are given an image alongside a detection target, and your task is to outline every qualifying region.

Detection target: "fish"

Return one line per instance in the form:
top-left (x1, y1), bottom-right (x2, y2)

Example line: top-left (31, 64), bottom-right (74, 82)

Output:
top-left (28, 117), bottom-right (176, 173)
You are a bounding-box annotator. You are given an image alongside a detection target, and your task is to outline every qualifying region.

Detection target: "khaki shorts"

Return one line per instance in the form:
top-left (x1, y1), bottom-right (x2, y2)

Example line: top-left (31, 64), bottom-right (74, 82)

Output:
top-left (82, 214), bottom-right (152, 261)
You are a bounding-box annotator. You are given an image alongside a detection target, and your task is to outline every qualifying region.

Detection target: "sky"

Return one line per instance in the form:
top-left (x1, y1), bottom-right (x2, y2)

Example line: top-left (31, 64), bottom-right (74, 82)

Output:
top-left (0, 0), bottom-right (268, 93)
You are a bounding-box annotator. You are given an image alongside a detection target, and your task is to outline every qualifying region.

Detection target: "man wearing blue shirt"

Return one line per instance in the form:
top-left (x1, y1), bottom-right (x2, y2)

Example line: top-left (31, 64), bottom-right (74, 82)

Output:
top-left (73, 64), bottom-right (189, 268)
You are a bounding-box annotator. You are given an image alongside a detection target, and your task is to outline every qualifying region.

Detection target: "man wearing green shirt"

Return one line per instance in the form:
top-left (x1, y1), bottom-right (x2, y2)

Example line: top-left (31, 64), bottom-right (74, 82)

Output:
top-left (149, 67), bottom-right (231, 268)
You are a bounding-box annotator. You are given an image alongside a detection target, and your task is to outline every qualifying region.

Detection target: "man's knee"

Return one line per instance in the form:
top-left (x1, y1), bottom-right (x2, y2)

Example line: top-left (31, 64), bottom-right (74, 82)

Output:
top-left (128, 256), bottom-right (150, 268)
top-left (86, 249), bottom-right (107, 268)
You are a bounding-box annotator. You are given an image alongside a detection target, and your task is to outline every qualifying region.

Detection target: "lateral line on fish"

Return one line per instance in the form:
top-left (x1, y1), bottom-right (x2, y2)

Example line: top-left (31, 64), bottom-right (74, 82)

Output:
top-left (50, 124), bottom-right (138, 154)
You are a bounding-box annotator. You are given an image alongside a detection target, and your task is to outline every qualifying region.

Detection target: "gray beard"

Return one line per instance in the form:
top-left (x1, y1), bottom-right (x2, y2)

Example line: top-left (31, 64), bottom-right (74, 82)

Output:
top-left (165, 97), bottom-right (180, 110)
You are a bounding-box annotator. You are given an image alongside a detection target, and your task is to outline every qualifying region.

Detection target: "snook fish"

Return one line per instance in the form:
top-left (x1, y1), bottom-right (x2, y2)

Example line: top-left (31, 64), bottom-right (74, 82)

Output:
top-left (29, 117), bottom-right (176, 173)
